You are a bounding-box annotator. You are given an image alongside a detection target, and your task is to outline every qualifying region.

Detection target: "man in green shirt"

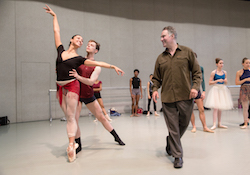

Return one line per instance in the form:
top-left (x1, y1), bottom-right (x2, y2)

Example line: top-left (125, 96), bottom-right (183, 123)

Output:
top-left (152, 26), bottom-right (201, 168)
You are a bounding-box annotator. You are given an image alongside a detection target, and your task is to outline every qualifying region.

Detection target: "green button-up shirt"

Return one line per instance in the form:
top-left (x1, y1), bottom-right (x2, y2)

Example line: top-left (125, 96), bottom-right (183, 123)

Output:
top-left (152, 44), bottom-right (201, 103)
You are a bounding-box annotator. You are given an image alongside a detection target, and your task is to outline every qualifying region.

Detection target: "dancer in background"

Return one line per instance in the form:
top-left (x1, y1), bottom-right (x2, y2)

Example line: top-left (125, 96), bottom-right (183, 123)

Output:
top-left (190, 54), bottom-right (213, 133)
top-left (239, 108), bottom-right (250, 126)
top-left (130, 69), bottom-right (143, 117)
top-left (71, 40), bottom-right (125, 155)
top-left (93, 79), bottom-right (112, 122)
top-left (44, 5), bottom-right (124, 162)
top-left (147, 74), bottom-right (159, 116)
top-left (235, 57), bottom-right (250, 129)
top-left (205, 58), bottom-right (233, 130)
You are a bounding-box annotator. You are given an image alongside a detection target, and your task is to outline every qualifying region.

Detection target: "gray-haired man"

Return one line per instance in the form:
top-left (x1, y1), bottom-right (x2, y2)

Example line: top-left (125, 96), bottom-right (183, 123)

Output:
top-left (152, 26), bottom-right (201, 168)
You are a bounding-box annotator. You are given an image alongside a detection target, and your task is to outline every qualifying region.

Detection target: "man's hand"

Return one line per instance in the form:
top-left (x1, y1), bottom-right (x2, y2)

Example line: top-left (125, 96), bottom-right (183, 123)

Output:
top-left (189, 89), bottom-right (198, 99)
top-left (69, 69), bottom-right (79, 79)
top-left (152, 91), bottom-right (159, 103)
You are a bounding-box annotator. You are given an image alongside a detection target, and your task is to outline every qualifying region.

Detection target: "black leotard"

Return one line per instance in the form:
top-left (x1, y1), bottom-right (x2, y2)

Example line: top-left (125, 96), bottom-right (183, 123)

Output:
top-left (56, 45), bottom-right (86, 81)
top-left (132, 77), bottom-right (140, 89)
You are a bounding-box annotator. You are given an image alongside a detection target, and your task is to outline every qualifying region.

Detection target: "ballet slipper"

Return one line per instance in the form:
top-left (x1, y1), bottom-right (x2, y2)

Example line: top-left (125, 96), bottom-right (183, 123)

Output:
top-left (154, 112), bottom-right (159, 116)
top-left (218, 124), bottom-right (228, 129)
top-left (203, 128), bottom-right (214, 133)
top-left (210, 125), bottom-right (216, 130)
top-left (105, 114), bottom-right (112, 122)
top-left (67, 143), bottom-right (79, 163)
top-left (191, 128), bottom-right (196, 133)
top-left (94, 118), bottom-right (98, 122)
top-left (146, 112), bottom-right (150, 116)
top-left (240, 125), bottom-right (248, 129)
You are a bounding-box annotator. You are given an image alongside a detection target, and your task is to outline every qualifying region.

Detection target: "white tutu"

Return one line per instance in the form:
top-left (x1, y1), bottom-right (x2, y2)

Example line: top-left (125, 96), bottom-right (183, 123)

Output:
top-left (204, 84), bottom-right (233, 110)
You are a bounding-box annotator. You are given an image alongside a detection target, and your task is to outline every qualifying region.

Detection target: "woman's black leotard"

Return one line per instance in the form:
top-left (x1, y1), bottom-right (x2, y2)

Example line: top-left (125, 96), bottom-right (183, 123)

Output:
top-left (56, 45), bottom-right (86, 81)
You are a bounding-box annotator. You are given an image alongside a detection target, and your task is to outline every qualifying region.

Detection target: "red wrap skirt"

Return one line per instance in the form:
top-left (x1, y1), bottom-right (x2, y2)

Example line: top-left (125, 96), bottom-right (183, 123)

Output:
top-left (56, 80), bottom-right (80, 106)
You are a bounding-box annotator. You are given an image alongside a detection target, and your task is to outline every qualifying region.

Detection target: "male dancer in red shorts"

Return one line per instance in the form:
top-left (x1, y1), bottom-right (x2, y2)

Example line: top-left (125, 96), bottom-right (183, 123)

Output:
top-left (70, 40), bottom-right (125, 154)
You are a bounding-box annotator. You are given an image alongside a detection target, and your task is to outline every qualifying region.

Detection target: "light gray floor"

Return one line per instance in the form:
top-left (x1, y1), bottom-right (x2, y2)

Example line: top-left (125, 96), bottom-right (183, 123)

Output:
top-left (0, 109), bottom-right (249, 175)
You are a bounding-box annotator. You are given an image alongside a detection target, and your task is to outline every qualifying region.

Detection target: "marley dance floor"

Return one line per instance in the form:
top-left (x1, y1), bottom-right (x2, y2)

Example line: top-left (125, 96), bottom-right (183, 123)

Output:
top-left (0, 109), bottom-right (249, 175)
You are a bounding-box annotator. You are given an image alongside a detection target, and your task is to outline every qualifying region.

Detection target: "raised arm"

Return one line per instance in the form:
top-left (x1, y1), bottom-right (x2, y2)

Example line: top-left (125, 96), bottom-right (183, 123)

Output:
top-left (43, 4), bottom-right (62, 48)
top-left (84, 59), bottom-right (124, 76)
top-left (69, 67), bottom-right (101, 86)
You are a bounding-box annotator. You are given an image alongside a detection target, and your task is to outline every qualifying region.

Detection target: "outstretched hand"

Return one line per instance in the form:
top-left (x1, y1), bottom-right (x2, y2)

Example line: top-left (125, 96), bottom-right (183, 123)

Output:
top-left (69, 69), bottom-right (79, 79)
top-left (43, 4), bottom-right (56, 16)
top-left (114, 66), bottom-right (125, 76)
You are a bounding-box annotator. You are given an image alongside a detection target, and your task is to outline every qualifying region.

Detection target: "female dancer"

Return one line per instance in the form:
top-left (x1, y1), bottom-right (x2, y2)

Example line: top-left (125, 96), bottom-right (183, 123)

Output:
top-left (71, 40), bottom-right (125, 154)
top-left (191, 66), bottom-right (214, 133)
top-left (205, 58), bottom-right (233, 130)
top-left (44, 5), bottom-right (124, 162)
top-left (146, 74), bottom-right (159, 116)
top-left (93, 79), bottom-right (112, 122)
top-left (235, 57), bottom-right (250, 129)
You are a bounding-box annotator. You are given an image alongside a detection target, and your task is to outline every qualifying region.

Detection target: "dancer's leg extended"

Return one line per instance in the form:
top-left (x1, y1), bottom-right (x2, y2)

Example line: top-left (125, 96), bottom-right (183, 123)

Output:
top-left (86, 100), bottom-right (125, 145)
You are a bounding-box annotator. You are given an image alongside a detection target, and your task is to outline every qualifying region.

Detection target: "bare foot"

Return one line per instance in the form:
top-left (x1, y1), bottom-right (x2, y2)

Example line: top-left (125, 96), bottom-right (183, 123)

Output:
top-left (210, 125), bottom-right (216, 130)
top-left (134, 113), bottom-right (140, 117)
top-left (240, 125), bottom-right (248, 129)
top-left (105, 114), bottom-right (112, 122)
top-left (130, 114), bottom-right (135, 117)
top-left (154, 112), bottom-right (159, 116)
top-left (94, 118), bottom-right (98, 122)
top-left (203, 128), bottom-right (214, 133)
top-left (146, 112), bottom-right (150, 116)
top-left (191, 128), bottom-right (196, 133)
top-left (218, 124), bottom-right (228, 129)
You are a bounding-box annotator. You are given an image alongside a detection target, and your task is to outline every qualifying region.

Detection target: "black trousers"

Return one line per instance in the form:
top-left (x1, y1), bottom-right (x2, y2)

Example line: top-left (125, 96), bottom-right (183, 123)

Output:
top-left (148, 92), bottom-right (156, 112)
top-left (248, 105), bottom-right (250, 119)
top-left (162, 99), bottom-right (194, 158)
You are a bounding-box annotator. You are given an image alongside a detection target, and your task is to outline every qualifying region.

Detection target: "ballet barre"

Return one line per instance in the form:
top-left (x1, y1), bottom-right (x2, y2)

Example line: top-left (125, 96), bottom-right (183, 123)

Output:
top-left (226, 85), bottom-right (240, 88)
top-left (48, 86), bottom-right (147, 122)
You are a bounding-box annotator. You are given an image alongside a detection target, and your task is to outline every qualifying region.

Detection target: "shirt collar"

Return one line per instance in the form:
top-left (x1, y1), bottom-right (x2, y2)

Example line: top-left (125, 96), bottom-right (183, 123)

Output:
top-left (164, 43), bottom-right (181, 53)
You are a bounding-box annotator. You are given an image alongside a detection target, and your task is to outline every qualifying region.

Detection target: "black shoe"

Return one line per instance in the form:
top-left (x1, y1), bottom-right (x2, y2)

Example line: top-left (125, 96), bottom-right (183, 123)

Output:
top-left (239, 122), bottom-right (249, 126)
top-left (166, 136), bottom-right (172, 156)
top-left (204, 106), bottom-right (211, 110)
top-left (174, 157), bottom-right (183, 169)
top-left (76, 146), bottom-right (82, 154)
top-left (115, 139), bottom-right (126, 146)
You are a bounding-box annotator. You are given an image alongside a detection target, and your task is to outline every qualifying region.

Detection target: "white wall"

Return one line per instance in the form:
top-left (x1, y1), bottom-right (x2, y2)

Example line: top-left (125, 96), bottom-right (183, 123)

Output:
top-left (0, 0), bottom-right (249, 122)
